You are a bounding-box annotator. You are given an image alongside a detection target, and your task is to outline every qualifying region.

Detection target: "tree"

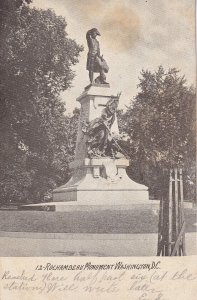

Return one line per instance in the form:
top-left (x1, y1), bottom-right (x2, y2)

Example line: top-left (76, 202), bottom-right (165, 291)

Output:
top-left (0, 1), bottom-right (83, 203)
top-left (119, 66), bottom-right (196, 201)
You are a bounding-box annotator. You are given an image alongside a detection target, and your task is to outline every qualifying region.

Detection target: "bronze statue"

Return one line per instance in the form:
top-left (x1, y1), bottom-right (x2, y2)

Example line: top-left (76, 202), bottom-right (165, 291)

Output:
top-left (82, 93), bottom-right (129, 158)
top-left (86, 28), bottom-right (109, 84)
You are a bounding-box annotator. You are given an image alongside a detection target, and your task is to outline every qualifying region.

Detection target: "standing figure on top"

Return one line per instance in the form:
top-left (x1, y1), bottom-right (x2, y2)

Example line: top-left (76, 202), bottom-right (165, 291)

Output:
top-left (86, 28), bottom-right (109, 85)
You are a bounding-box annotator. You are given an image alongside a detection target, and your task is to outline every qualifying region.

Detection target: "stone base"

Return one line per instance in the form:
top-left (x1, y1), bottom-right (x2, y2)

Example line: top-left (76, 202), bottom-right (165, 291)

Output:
top-left (84, 83), bottom-right (110, 91)
top-left (53, 158), bottom-right (149, 205)
top-left (53, 189), bottom-right (149, 205)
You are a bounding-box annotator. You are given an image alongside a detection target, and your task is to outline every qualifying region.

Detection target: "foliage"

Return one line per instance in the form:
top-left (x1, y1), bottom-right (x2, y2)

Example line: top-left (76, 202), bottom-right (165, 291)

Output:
top-left (0, 1), bottom-right (82, 203)
top-left (118, 66), bottom-right (196, 201)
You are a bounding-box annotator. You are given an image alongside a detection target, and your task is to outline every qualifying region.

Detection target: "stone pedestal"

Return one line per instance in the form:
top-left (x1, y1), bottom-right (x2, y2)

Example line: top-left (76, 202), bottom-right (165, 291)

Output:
top-left (53, 85), bottom-right (149, 205)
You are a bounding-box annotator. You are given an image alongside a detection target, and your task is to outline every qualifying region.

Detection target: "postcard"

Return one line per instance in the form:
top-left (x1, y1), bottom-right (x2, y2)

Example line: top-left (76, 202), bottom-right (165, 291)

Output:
top-left (0, 0), bottom-right (196, 299)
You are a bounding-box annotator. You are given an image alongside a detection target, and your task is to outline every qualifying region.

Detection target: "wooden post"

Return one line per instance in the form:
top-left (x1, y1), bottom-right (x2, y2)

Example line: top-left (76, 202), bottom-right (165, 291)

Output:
top-left (174, 168), bottom-right (179, 248)
top-left (157, 196), bottom-right (163, 256)
top-left (179, 169), bottom-right (186, 256)
top-left (168, 169), bottom-right (173, 255)
top-left (157, 168), bottom-right (186, 256)
top-left (171, 221), bottom-right (185, 256)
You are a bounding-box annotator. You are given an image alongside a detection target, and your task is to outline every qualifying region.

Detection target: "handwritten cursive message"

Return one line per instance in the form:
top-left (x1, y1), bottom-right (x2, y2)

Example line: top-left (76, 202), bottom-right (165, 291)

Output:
top-left (1, 260), bottom-right (197, 300)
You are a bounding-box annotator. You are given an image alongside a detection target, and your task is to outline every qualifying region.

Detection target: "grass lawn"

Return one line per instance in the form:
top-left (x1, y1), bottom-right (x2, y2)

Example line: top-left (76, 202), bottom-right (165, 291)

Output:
top-left (0, 209), bottom-right (196, 234)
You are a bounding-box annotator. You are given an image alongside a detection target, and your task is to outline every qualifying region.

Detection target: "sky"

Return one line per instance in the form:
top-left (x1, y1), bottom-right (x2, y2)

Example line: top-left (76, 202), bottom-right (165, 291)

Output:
top-left (32, 0), bottom-right (196, 114)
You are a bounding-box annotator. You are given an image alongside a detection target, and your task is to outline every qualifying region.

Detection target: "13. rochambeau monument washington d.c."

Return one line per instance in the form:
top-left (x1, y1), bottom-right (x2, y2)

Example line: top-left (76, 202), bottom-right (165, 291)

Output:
top-left (53, 28), bottom-right (149, 209)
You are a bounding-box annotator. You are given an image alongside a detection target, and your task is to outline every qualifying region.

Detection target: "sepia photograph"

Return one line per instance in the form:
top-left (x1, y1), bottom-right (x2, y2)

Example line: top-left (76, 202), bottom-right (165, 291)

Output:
top-left (0, 0), bottom-right (196, 261)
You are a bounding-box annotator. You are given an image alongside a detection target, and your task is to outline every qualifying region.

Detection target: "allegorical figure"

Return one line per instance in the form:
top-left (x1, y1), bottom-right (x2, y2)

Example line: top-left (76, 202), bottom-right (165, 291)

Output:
top-left (82, 94), bottom-right (129, 159)
top-left (86, 28), bottom-right (109, 84)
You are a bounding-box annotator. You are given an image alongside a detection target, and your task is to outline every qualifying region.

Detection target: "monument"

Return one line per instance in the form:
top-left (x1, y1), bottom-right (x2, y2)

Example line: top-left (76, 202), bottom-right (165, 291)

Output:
top-left (53, 28), bottom-right (149, 207)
